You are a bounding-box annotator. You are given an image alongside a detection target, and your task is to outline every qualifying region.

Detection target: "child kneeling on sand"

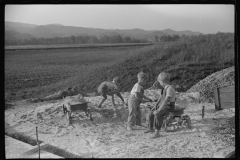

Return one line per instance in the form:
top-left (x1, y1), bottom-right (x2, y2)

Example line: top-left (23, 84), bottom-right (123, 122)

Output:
top-left (144, 72), bottom-right (176, 139)
top-left (127, 72), bottom-right (152, 131)
top-left (97, 76), bottom-right (127, 108)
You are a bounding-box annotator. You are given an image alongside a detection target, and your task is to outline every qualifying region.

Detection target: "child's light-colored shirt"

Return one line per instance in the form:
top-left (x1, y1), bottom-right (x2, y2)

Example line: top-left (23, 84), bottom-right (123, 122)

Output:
top-left (157, 84), bottom-right (176, 110)
top-left (130, 83), bottom-right (144, 100)
top-left (165, 85), bottom-right (176, 103)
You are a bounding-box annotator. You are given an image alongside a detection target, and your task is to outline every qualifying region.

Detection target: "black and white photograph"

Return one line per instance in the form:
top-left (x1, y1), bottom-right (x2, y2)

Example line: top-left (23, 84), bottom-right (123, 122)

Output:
top-left (5, 4), bottom-right (235, 158)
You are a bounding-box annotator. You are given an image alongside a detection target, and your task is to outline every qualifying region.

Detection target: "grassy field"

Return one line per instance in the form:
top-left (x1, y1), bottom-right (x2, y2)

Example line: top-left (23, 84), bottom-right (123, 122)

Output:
top-left (5, 43), bottom-right (153, 51)
top-left (5, 33), bottom-right (234, 102)
top-left (5, 45), bottom-right (151, 101)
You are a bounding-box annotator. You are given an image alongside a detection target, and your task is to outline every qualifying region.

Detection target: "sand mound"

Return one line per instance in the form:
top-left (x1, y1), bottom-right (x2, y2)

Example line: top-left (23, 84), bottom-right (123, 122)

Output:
top-left (187, 66), bottom-right (235, 103)
top-left (5, 90), bottom-right (235, 158)
top-left (28, 87), bottom-right (81, 103)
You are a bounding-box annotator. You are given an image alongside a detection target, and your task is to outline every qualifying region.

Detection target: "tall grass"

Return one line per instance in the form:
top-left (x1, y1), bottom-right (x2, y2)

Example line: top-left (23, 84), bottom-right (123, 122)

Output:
top-left (5, 46), bottom-right (148, 101)
top-left (99, 33), bottom-right (234, 92)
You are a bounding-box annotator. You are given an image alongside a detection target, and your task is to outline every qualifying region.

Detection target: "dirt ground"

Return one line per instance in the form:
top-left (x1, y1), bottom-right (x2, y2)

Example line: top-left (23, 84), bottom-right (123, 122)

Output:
top-left (5, 90), bottom-right (235, 158)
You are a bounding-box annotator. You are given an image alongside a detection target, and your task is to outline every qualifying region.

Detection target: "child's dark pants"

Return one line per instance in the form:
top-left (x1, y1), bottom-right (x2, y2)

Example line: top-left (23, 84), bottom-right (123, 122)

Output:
top-left (147, 106), bottom-right (170, 130)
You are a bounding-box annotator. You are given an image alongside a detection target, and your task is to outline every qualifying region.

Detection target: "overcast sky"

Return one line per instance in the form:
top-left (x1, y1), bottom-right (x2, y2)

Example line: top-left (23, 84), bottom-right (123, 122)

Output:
top-left (5, 4), bottom-right (234, 34)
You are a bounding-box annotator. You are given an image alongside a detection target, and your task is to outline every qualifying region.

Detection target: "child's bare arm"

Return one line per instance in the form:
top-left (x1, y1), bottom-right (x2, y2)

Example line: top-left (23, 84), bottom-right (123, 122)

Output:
top-left (142, 95), bottom-right (152, 101)
top-left (152, 97), bottom-right (161, 111)
top-left (134, 93), bottom-right (152, 103)
top-left (134, 92), bottom-right (143, 102)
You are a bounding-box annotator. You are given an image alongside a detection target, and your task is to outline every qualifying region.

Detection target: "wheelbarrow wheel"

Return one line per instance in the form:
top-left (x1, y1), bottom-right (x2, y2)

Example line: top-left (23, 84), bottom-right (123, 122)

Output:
top-left (89, 112), bottom-right (93, 121)
top-left (171, 118), bottom-right (179, 131)
top-left (178, 118), bottom-right (183, 126)
top-left (186, 116), bottom-right (192, 129)
top-left (62, 105), bottom-right (66, 115)
top-left (67, 111), bottom-right (71, 124)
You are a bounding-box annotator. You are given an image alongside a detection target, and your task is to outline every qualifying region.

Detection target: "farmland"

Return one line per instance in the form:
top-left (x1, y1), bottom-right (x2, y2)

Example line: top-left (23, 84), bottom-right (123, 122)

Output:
top-left (5, 45), bottom-right (152, 101)
top-left (5, 43), bottom-right (153, 51)
top-left (5, 33), bottom-right (234, 102)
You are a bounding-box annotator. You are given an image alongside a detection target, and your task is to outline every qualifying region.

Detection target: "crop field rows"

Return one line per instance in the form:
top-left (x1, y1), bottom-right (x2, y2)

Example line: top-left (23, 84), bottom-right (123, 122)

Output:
top-left (5, 46), bottom-right (148, 101)
top-left (5, 43), bottom-right (153, 51)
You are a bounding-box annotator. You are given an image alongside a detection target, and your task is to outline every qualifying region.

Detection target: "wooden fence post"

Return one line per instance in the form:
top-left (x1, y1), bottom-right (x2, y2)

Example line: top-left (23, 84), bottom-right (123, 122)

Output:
top-left (202, 106), bottom-right (205, 118)
top-left (36, 127), bottom-right (40, 159)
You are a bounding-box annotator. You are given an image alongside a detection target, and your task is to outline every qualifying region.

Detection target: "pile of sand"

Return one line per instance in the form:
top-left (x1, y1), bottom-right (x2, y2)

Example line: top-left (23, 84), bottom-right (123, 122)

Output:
top-left (187, 66), bottom-right (235, 103)
top-left (28, 87), bottom-right (81, 103)
top-left (5, 90), bottom-right (235, 158)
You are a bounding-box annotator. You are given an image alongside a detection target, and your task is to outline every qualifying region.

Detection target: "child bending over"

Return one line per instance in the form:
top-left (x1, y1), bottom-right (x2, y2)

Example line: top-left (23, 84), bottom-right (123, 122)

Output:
top-left (97, 76), bottom-right (127, 108)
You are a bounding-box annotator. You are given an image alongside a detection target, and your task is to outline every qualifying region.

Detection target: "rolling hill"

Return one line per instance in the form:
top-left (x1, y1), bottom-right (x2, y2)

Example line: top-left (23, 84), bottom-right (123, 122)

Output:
top-left (5, 21), bottom-right (202, 41)
top-left (141, 31), bottom-right (167, 40)
top-left (5, 21), bottom-right (38, 29)
top-left (5, 21), bottom-right (38, 34)
top-left (27, 25), bottom-right (62, 38)
top-left (160, 28), bottom-right (201, 36)
top-left (5, 30), bottom-right (34, 41)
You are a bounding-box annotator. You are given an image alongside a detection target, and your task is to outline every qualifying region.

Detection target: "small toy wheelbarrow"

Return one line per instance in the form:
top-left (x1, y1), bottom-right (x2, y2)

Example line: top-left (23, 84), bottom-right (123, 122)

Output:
top-left (162, 107), bottom-right (192, 132)
top-left (146, 105), bottom-right (191, 132)
top-left (62, 98), bottom-right (93, 124)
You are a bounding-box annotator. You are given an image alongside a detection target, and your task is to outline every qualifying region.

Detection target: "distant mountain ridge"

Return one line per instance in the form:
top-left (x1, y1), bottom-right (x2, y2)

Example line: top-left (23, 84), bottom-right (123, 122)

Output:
top-left (5, 21), bottom-right (202, 41)
top-left (5, 30), bottom-right (34, 41)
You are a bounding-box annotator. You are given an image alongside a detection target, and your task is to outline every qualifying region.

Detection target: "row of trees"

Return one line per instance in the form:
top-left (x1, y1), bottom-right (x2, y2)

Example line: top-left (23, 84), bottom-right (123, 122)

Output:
top-left (155, 34), bottom-right (181, 42)
top-left (6, 32), bottom-right (232, 46)
top-left (5, 35), bottom-right (149, 45)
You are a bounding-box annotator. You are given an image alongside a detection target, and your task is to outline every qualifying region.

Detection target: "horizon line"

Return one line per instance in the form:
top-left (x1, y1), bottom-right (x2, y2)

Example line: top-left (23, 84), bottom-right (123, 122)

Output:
top-left (5, 20), bottom-right (234, 34)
